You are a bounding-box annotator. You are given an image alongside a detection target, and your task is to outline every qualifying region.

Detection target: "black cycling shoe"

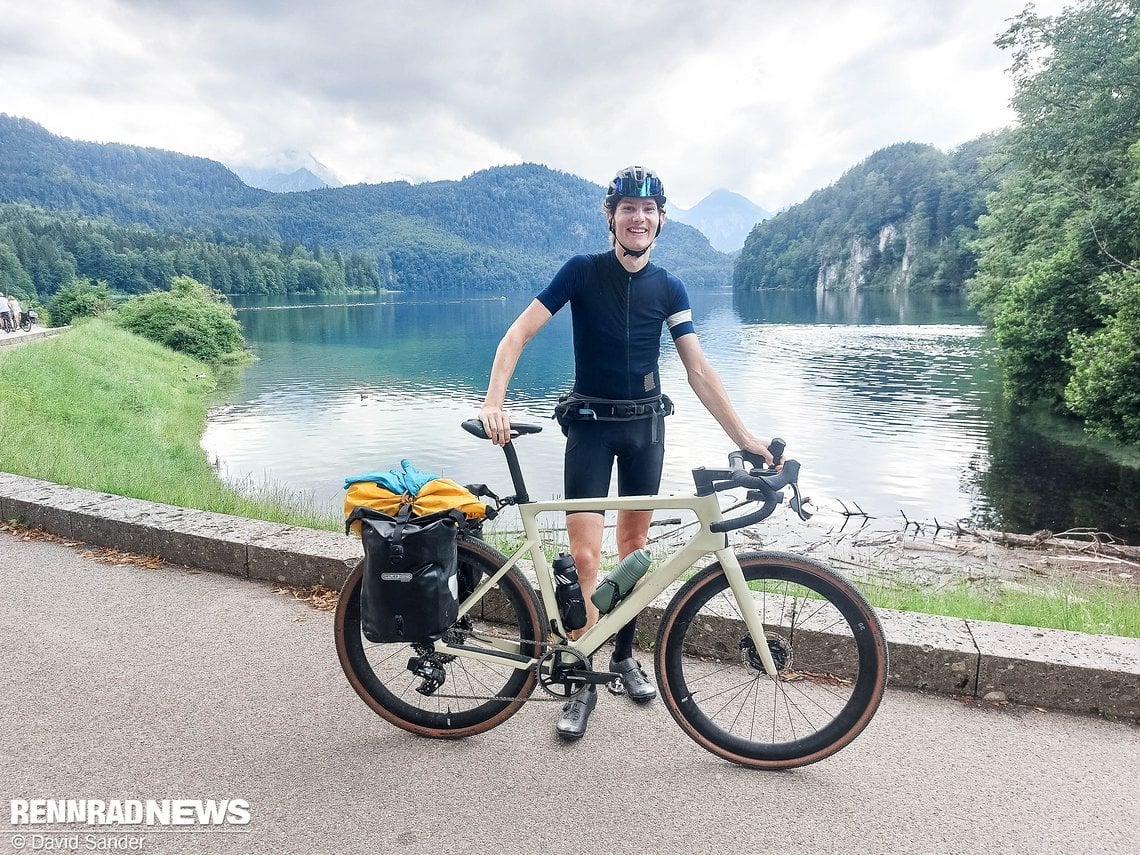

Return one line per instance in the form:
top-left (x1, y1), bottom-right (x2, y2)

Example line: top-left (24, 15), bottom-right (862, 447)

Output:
top-left (608, 657), bottom-right (657, 703)
top-left (556, 687), bottom-right (598, 741)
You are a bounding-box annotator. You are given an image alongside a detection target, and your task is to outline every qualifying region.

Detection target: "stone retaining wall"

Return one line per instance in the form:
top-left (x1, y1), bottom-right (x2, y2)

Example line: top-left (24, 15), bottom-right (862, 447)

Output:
top-left (2, 472), bottom-right (1137, 719)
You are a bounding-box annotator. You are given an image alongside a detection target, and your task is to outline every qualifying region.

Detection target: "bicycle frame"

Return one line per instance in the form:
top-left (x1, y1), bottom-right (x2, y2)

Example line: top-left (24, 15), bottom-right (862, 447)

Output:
top-left (436, 489), bottom-right (781, 678)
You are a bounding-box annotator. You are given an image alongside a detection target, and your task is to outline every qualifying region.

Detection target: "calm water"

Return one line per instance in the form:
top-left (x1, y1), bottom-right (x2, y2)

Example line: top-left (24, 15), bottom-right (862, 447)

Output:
top-left (202, 288), bottom-right (1140, 542)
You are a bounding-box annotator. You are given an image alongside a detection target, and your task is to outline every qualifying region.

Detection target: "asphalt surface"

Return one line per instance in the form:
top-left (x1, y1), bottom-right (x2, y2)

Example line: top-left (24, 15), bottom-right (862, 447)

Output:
top-left (2, 532), bottom-right (1138, 855)
top-left (0, 325), bottom-right (54, 346)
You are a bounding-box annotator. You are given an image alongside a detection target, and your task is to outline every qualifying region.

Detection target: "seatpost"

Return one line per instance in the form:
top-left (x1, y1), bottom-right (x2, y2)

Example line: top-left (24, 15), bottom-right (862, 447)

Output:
top-left (502, 442), bottom-right (530, 504)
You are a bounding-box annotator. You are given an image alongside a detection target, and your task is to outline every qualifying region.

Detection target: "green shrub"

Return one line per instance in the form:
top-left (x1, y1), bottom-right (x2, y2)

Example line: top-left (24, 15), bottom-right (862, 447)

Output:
top-left (47, 277), bottom-right (114, 325)
top-left (114, 275), bottom-right (246, 362)
top-left (1065, 271), bottom-right (1140, 443)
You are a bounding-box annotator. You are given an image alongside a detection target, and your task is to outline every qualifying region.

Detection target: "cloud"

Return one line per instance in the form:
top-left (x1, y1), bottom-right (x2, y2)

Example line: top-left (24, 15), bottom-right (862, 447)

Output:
top-left (0, 0), bottom-right (1066, 208)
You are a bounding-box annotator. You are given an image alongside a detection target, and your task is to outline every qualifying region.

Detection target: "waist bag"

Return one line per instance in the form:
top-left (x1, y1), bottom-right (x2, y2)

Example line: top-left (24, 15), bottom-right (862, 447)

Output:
top-left (346, 503), bottom-right (464, 644)
top-left (553, 393), bottom-right (674, 436)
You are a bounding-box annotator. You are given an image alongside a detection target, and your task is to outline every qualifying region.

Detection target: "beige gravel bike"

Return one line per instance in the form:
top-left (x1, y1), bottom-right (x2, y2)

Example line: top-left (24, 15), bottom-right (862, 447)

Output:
top-left (334, 419), bottom-right (888, 769)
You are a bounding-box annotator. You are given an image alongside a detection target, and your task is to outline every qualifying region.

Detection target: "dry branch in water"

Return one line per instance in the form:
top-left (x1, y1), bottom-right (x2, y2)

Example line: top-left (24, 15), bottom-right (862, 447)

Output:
top-left (962, 527), bottom-right (1140, 563)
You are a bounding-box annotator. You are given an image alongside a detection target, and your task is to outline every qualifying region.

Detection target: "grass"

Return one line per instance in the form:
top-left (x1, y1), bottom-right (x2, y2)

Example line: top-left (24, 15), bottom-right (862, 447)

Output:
top-left (862, 577), bottom-right (1140, 638)
top-left (2, 320), bottom-right (1136, 637)
top-left (0, 318), bottom-right (340, 530)
top-left (741, 566), bottom-right (1140, 637)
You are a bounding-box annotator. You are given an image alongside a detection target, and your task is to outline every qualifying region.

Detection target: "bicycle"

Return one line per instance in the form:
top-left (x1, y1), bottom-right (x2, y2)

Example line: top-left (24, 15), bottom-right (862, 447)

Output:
top-left (19, 309), bottom-right (37, 332)
top-left (334, 419), bottom-right (889, 769)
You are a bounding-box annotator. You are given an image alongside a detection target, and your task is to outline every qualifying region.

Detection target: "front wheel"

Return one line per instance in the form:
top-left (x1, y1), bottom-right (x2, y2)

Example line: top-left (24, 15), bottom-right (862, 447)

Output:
top-left (656, 551), bottom-right (888, 769)
top-left (334, 535), bottom-right (546, 739)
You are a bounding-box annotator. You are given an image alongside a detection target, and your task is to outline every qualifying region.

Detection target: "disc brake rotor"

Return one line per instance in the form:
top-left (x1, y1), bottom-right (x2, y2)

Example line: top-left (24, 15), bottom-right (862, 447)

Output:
top-left (739, 632), bottom-right (792, 673)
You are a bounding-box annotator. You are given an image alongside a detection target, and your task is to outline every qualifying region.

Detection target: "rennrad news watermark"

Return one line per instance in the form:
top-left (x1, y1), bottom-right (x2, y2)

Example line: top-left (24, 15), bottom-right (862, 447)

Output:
top-left (9, 799), bottom-right (251, 851)
top-left (11, 799), bottom-right (251, 826)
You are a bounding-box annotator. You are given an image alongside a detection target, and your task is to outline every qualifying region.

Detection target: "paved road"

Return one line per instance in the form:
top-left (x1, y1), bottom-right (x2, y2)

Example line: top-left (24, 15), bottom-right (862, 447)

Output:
top-left (0, 325), bottom-right (60, 347)
top-left (2, 531), bottom-right (1137, 855)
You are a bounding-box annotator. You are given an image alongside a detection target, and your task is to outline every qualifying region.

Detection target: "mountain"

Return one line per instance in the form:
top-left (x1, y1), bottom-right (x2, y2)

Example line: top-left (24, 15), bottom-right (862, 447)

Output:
top-left (231, 150), bottom-right (343, 193)
top-left (670, 189), bottom-right (769, 253)
top-left (0, 115), bottom-right (732, 295)
top-left (234, 166), bottom-right (333, 193)
top-left (0, 114), bottom-right (266, 228)
top-left (733, 139), bottom-right (1000, 292)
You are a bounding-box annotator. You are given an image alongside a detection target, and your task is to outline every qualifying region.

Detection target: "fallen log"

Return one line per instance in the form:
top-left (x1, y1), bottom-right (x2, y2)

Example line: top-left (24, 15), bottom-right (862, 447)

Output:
top-left (962, 527), bottom-right (1140, 562)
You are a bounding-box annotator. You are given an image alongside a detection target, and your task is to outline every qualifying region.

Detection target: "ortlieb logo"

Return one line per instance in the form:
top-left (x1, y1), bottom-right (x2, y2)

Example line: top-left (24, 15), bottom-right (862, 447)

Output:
top-left (380, 572), bottom-right (413, 582)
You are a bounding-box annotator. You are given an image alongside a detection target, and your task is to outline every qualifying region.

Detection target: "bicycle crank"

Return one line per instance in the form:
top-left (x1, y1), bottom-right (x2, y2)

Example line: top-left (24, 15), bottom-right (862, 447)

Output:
top-left (536, 646), bottom-right (594, 698)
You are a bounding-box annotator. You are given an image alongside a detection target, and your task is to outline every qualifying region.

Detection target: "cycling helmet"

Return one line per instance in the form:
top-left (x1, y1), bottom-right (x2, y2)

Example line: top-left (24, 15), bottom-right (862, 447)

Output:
top-left (604, 166), bottom-right (666, 258)
top-left (604, 165), bottom-right (666, 210)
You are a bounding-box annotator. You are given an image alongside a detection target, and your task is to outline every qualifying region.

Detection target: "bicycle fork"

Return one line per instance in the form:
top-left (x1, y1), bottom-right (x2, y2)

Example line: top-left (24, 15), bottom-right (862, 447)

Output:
top-left (715, 547), bottom-right (780, 678)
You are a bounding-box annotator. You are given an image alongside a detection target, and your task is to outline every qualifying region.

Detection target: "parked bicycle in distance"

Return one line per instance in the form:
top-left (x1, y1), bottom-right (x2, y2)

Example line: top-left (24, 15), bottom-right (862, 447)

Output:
top-left (335, 420), bottom-right (889, 769)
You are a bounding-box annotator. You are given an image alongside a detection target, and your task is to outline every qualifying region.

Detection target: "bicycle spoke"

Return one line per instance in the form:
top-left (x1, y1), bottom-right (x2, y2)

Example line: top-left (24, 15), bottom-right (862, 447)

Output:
top-left (335, 541), bottom-right (544, 737)
top-left (658, 553), bottom-right (886, 767)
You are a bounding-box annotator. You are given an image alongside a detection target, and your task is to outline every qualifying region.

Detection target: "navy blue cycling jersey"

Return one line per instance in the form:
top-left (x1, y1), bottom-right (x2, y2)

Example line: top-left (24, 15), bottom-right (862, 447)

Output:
top-left (536, 252), bottom-right (695, 400)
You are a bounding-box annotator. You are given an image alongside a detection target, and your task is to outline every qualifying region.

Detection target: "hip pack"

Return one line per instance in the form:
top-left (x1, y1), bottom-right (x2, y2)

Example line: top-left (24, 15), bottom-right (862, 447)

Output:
top-left (552, 393), bottom-right (674, 435)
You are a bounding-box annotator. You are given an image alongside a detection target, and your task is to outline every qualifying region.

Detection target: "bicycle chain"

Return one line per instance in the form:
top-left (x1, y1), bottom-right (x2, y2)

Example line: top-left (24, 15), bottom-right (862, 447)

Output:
top-left (412, 692), bottom-right (568, 703)
top-left (425, 634), bottom-right (591, 704)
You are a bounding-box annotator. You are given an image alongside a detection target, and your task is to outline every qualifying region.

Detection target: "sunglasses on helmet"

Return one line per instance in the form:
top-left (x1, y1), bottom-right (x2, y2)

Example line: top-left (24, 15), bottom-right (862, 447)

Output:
top-left (612, 174), bottom-right (664, 198)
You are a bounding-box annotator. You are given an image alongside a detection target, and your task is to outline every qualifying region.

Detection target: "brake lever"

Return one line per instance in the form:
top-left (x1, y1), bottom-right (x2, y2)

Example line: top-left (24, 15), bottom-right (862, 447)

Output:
top-left (740, 437), bottom-right (784, 472)
top-left (788, 480), bottom-right (812, 521)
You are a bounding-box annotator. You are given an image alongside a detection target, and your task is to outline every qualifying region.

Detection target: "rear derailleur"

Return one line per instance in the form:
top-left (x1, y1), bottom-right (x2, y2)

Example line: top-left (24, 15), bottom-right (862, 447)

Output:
top-left (404, 617), bottom-right (472, 696)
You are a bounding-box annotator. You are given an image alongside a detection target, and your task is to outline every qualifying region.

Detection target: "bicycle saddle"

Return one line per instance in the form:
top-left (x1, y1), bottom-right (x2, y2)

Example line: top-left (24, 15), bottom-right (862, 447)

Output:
top-left (462, 419), bottom-right (543, 441)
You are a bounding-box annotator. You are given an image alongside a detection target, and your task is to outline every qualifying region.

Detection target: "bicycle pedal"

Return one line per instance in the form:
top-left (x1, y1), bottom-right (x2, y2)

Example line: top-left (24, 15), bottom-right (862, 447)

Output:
top-left (605, 676), bottom-right (626, 697)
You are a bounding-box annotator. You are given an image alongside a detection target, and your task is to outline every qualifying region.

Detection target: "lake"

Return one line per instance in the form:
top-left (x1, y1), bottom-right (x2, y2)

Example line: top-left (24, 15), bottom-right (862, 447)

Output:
top-left (202, 288), bottom-right (1140, 543)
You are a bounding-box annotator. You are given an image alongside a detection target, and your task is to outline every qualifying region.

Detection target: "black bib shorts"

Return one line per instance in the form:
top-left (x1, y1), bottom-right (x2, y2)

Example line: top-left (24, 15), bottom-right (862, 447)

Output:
top-left (563, 416), bottom-right (665, 515)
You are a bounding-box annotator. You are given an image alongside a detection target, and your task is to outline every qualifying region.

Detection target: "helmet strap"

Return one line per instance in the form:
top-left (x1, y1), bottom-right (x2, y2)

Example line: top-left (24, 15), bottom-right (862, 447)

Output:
top-left (608, 217), bottom-right (660, 258)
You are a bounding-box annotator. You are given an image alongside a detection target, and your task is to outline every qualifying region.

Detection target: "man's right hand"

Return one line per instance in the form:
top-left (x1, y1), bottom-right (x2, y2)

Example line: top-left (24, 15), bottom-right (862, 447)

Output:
top-left (479, 405), bottom-right (512, 447)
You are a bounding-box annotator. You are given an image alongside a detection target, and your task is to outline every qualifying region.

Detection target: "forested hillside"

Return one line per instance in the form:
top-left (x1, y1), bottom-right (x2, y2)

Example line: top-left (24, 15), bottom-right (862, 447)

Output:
top-left (0, 203), bottom-right (382, 297)
top-left (0, 115), bottom-right (268, 227)
top-left (733, 139), bottom-right (999, 293)
top-left (0, 115), bottom-right (731, 300)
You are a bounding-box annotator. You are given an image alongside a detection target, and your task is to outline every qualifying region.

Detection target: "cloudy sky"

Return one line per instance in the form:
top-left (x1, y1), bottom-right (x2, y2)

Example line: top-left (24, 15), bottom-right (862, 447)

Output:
top-left (2, 0), bottom-right (1068, 210)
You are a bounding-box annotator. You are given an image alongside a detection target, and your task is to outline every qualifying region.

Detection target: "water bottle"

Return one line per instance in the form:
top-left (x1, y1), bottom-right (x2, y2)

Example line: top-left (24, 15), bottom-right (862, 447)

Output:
top-left (552, 553), bottom-right (587, 631)
top-left (591, 548), bottom-right (652, 614)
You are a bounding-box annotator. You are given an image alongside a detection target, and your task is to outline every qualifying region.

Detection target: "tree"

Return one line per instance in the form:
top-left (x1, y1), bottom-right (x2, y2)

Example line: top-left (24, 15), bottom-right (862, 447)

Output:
top-left (0, 242), bottom-right (34, 298)
top-left (1065, 270), bottom-right (1140, 442)
top-left (968, 0), bottom-right (1140, 441)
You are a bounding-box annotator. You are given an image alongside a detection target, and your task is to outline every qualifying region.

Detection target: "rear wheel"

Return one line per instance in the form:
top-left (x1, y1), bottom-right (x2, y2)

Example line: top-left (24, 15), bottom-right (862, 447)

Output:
top-left (334, 535), bottom-right (545, 738)
top-left (656, 551), bottom-right (887, 769)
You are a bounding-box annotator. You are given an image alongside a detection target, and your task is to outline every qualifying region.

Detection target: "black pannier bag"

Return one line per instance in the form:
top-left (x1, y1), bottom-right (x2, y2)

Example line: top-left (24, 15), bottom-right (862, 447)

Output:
top-left (345, 503), bottom-right (465, 644)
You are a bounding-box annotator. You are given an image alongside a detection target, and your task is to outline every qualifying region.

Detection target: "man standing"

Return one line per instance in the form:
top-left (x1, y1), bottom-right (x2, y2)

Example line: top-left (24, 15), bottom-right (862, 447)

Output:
top-left (479, 166), bottom-right (772, 740)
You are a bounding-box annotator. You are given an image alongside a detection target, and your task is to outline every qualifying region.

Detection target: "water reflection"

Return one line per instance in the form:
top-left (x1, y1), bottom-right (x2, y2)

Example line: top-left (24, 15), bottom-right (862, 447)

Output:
top-left (733, 288), bottom-right (981, 326)
top-left (202, 289), bottom-right (1138, 542)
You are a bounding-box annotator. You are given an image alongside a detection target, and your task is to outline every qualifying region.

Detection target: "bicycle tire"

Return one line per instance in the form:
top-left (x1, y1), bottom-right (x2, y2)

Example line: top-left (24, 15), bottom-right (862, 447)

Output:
top-left (334, 535), bottom-right (546, 739)
top-left (656, 550), bottom-right (888, 769)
